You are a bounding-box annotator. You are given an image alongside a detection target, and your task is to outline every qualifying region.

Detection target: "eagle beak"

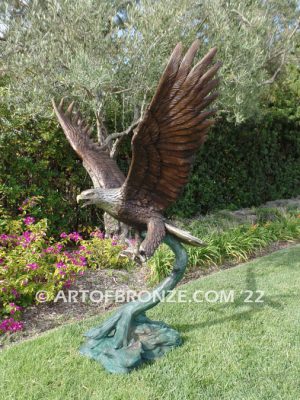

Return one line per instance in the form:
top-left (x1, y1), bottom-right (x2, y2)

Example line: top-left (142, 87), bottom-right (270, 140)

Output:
top-left (76, 193), bottom-right (85, 203)
top-left (76, 189), bottom-right (99, 208)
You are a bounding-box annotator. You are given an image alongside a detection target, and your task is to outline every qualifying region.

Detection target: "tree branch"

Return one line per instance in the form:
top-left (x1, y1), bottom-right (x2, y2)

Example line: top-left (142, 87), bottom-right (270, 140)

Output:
top-left (95, 111), bottom-right (109, 146)
top-left (100, 118), bottom-right (140, 152)
top-left (261, 52), bottom-right (286, 85)
top-left (260, 18), bottom-right (299, 86)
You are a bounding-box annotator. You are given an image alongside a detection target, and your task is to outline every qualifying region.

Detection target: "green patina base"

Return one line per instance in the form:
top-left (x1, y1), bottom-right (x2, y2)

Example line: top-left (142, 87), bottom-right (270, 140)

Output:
top-left (80, 314), bottom-right (182, 374)
top-left (79, 234), bottom-right (187, 374)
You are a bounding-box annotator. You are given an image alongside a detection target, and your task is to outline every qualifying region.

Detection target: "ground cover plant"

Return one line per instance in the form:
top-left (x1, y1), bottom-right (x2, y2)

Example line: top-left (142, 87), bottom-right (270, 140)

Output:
top-left (1, 245), bottom-right (299, 399)
top-left (0, 197), bottom-right (133, 333)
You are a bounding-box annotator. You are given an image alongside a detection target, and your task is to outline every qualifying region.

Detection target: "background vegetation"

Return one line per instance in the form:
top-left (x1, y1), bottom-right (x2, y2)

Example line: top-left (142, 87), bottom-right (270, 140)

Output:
top-left (0, 0), bottom-right (299, 232)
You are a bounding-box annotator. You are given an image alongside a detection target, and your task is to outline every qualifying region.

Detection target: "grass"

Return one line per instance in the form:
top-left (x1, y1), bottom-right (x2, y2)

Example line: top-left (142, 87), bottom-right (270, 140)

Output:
top-left (1, 245), bottom-right (300, 399)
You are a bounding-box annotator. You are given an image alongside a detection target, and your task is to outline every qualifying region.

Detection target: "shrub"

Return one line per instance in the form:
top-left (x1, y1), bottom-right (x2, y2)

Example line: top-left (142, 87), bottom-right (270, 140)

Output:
top-left (81, 230), bottom-right (134, 270)
top-left (0, 198), bottom-right (134, 333)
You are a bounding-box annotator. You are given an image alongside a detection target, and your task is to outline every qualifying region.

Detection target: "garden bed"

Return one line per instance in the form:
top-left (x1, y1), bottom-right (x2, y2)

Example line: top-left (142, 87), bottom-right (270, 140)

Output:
top-left (1, 197), bottom-right (300, 347)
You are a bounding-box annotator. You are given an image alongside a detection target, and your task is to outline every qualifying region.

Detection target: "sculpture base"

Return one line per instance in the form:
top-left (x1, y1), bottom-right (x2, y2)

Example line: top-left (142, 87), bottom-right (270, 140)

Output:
top-left (80, 235), bottom-right (188, 374)
top-left (80, 314), bottom-right (182, 374)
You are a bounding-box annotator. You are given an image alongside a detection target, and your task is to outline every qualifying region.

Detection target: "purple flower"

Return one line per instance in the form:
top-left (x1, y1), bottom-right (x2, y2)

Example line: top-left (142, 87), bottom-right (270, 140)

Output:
top-left (111, 240), bottom-right (118, 246)
top-left (55, 261), bottom-right (66, 269)
top-left (8, 303), bottom-right (22, 315)
top-left (91, 230), bottom-right (104, 239)
top-left (26, 262), bottom-right (39, 271)
top-left (63, 279), bottom-right (72, 288)
top-left (60, 232), bottom-right (68, 239)
top-left (24, 216), bottom-right (35, 225)
top-left (55, 244), bottom-right (63, 252)
top-left (18, 231), bottom-right (35, 248)
top-left (11, 288), bottom-right (20, 298)
top-left (0, 318), bottom-right (24, 333)
top-left (69, 232), bottom-right (82, 242)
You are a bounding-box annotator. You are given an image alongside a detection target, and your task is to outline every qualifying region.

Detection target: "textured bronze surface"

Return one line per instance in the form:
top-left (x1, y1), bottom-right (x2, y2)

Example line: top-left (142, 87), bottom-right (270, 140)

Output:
top-left (53, 39), bottom-right (220, 257)
top-left (52, 41), bottom-right (221, 374)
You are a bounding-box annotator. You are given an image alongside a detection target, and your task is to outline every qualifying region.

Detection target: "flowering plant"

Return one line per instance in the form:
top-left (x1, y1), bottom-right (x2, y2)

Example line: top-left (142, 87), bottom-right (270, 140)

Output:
top-left (81, 229), bottom-right (135, 270)
top-left (0, 197), bottom-right (135, 334)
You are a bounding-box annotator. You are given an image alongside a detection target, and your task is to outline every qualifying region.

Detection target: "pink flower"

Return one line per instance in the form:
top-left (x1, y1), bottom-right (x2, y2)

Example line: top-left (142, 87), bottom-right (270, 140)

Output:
top-left (24, 216), bottom-right (35, 225)
top-left (18, 231), bottom-right (35, 248)
top-left (60, 232), bottom-right (68, 239)
top-left (55, 261), bottom-right (66, 269)
top-left (55, 244), bottom-right (63, 252)
top-left (26, 262), bottom-right (39, 270)
top-left (8, 303), bottom-right (22, 315)
top-left (69, 232), bottom-right (82, 241)
top-left (0, 318), bottom-right (24, 333)
top-left (91, 230), bottom-right (104, 239)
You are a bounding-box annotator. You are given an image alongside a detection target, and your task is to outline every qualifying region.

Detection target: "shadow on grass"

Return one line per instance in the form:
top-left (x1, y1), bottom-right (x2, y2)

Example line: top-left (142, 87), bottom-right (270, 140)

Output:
top-left (175, 266), bottom-right (294, 334)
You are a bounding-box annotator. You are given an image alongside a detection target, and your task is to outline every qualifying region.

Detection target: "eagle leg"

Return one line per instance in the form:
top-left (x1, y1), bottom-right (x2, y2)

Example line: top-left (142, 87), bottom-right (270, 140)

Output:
top-left (139, 217), bottom-right (166, 259)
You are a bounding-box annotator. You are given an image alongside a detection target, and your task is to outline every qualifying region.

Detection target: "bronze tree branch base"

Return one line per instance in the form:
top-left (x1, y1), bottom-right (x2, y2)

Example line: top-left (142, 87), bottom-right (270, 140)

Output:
top-left (79, 234), bottom-right (187, 374)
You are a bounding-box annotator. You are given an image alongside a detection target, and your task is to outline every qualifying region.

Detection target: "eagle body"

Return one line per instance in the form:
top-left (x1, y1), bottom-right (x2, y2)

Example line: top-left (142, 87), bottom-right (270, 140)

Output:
top-left (53, 40), bottom-right (221, 259)
top-left (79, 187), bottom-right (166, 256)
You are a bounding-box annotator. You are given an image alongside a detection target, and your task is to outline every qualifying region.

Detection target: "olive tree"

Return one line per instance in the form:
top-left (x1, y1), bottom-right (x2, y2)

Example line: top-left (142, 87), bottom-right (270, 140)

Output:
top-left (2, 0), bottom-right (299, 129)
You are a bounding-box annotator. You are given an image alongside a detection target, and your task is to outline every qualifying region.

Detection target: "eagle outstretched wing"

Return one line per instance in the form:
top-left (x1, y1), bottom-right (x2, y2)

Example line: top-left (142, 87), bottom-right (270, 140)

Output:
top-left (52, 99), bottom-right (125, 189)
top-left (121, 40), bottom-right (221, 210)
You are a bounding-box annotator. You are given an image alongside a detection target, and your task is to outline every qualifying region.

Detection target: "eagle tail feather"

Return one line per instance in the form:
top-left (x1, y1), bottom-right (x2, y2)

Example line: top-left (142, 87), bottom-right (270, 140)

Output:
top-left (164, 222), bottom-right (205, 247)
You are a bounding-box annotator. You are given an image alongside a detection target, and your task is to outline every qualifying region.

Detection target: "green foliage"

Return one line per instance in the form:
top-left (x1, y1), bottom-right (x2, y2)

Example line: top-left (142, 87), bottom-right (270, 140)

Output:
top-left (149, 208), bottom-right (300, 283)
top-left (1, 0), bottom-right (299, 122)
top-left (0, 105), bottom-right (100, 233)
top-left (167, 64), bottom-right (300, 217)
top-left (81, 231), bottom-right (134, 271)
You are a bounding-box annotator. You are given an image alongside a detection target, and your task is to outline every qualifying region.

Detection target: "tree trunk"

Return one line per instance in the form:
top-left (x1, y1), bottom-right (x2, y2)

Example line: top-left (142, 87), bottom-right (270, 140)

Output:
top-left (103, 212), bottom-right (130, 240)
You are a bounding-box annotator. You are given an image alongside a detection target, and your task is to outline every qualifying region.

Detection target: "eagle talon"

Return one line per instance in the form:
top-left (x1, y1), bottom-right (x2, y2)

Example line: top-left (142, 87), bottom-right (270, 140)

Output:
top-left (120, 247), bottom-right (147, 266)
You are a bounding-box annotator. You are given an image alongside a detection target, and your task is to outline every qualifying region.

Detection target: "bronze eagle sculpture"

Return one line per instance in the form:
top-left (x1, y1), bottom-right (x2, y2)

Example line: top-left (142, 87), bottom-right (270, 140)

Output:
top-left (52, 40), bottom-right (221, 260)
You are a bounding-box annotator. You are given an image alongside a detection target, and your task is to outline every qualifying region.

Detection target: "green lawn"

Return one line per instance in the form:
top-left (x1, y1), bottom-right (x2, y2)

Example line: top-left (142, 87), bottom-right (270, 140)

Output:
top-left (1, 245), bottom-right (300, 400)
